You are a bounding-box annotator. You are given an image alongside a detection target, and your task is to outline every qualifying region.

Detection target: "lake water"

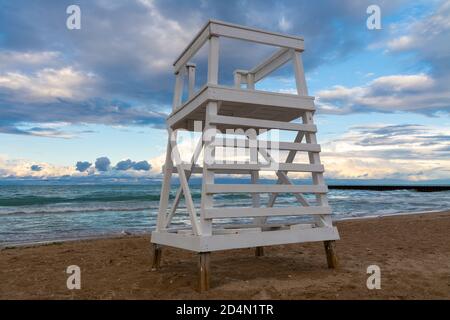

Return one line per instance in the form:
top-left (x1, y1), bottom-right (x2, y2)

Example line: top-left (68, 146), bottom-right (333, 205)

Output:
top-left (1, 183), bottom-right (449, 246)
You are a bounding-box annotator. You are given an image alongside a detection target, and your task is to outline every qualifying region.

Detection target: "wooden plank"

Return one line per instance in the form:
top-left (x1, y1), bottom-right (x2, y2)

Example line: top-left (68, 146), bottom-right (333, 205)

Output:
top-left (170, 165), bottom-right (254, 175)
top-left (324, 240), bottom-right (338, 269)
top-left (150, 243), bottom-right (162, 271)
top-left (169, 130), bottom-right (201, 235)
top-left (151, 226), bottom-right (340, 252)
top-left (198, 252), bottom-right (210, 292)
top-left (292, 49), bottom-right (308, 96)
top-left (209, 20), bottom-right (304, 50)
top-left (261, 132), bottom-right (308, 207)
top-left (208, 86), bottom-right (315, 110)
top-left (205, 184), bottom-right (328, 194)
top-left (165, 137), bottom-right (204, 228)
top-left (172, 71), bottom-right (184, 111)
top-left (242, 48), bottom-right (291, 83)
top-left (200, 102), bottom-right (217, 236)
top-left (204, 206), bottom-right (332, 219)
top-left (187, 63), bottom-right (196, 98)
top-left (207, 36), bottom-right (219, 84)
top-left (209, 115), bottom-right (317, 132)
top-left (156, 138), bottom-right (174, 231)
top-left (214, 138), bottom-right (320, 152)
top-left (167, 85), bottom-right (315, 128)
top-left (206, 163), bottom-right (324, 172)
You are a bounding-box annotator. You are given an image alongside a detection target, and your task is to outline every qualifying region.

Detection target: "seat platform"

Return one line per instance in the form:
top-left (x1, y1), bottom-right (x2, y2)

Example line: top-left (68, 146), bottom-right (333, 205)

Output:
top-left (168, 84), bottom-right (316, 130)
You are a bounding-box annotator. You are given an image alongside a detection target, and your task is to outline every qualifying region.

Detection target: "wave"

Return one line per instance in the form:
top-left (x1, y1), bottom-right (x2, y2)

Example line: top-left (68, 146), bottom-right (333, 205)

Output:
top-left (0, 191), bottom-right (257, 207)
top-left (0, 204), bottom-right (160, 216)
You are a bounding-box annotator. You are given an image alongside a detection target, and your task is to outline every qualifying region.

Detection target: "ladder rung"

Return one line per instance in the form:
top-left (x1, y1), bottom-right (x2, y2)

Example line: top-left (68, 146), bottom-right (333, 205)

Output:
top-left (204, 206), bottom-right (332, 219)
top-left (209, 115), bottom-right (317, 132)
top-left (213, 139), bottom-right (321, 152)
top-left (205, 184), bottom-right (328, 194)
top-left (206, 163), bottom-right (324, 172)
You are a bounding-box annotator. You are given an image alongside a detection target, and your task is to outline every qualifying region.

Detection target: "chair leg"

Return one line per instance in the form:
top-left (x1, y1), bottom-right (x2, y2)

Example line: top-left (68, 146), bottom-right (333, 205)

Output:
top-left (198, 252), bottom-right (211, 292)
top-left (150, 243), bottom-right (162, 271)
top-left (323, 240), bottom-right (338, 269)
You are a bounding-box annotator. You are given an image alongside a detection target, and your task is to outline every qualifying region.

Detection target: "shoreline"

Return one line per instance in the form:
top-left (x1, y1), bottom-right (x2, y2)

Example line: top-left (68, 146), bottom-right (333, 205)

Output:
top-left (2, 209), bottom-right (449, 249)
top-left (1, 210), bottom-right (449, 299)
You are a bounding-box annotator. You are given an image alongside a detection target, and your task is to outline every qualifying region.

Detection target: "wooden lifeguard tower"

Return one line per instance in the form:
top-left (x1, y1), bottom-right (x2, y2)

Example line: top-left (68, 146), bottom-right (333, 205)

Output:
top-left (151, 20), bottom-right (339, 291)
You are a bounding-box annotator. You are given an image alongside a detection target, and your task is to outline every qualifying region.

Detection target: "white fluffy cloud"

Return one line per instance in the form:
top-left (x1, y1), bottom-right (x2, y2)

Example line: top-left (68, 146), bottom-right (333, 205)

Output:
top-left (316, 73), bottom-right (449, 114)
top-left (320, 124), bottom-right (450, 180)
top-left (0, 51), bottom-right (61, 69)
top-left (0, 67), bottom-right (97, 102)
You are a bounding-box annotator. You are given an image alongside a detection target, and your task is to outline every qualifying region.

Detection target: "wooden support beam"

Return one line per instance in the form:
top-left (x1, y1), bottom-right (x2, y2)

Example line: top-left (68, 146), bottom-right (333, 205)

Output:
top-left (205, 184), bottom-right (328, 194)
top-left (209, 20), bottom-right (304, 50)
top-left (205, 206), bottom-right (332, 219)
top-left (169, 130), bottom-right (201, 235)
top-left (208, 36), bottom-right (220, 85)
top-left (206, 163), bottom-right (324, 173)
top-left (165, 137), bottom-right (204, 228)
top-left (243, 48), bottom-right (291, 83)
top-left (324, 240), bottom-right (338, 269)
top-left (255, 246), bottom-right (264, 257)
top-left (292, 49), bottom-right (308, 96)
top-left (209, 115), bottom-right (317, 132)
top-left (198, 252), bottom-right (211, 292)
top-left (172, 71), bottom-right (185, 111)
top-left (214, 138), bottom-right (320, 152)
top-left (150, 243), bottom-right (162, 271)
top-left (156, 137), bottom-right (174, 231)
top-left (186, 63), bottom-right (196, 98)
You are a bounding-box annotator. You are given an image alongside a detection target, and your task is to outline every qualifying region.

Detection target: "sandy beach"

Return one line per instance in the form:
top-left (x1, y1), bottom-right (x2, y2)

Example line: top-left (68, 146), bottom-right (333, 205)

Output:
top-left (1, 211), bottom-right (449, 300)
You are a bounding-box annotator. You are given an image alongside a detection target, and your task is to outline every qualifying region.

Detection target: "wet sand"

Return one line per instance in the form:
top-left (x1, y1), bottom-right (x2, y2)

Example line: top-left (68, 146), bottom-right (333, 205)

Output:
top-left (1, 211), bottom-right (449, 299)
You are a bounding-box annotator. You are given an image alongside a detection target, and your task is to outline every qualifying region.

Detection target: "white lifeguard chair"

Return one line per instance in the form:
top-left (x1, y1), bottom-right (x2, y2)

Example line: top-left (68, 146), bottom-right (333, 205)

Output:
top-left (151, 20), bottom-right (340, 291)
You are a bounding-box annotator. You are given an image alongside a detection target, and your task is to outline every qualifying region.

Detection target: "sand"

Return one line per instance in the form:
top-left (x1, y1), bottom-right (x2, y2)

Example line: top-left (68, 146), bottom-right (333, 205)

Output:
top-left (1, 211), bottom-right (449, 299)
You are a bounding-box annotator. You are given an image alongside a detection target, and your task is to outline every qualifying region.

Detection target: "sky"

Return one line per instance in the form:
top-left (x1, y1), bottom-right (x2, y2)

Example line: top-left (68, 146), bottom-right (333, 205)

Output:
top-left (0, 0), bottom-right (449, 182)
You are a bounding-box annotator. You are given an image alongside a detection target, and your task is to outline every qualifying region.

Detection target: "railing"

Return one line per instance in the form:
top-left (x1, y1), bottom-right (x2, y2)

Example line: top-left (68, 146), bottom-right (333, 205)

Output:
top-left (171, 20), bottom-right (308, 111)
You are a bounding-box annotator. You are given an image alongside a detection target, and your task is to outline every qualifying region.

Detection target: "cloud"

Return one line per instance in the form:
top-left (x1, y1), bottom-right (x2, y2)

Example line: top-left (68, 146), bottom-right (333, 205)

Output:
top-left (132, 160), bottom-right (151, 171)
top-left (387, 35), bottom-right (414, 51)
top-left (0, 0), bottom-right (408, 136)
top-left (30, 164), bottom-right (42, 172)
top-left (0, 156), bottom-right (75, 178)
top-left (0, 67), bottom-right (97, 102)
top-left (115, 159), bottom-right (152, 171)
top-left (75, 161), bottom-right (92, 172)
top-left (115, 159), bottom-right (135, 171)
top-left (316, 73), bottom-right (450, 115)
top-left (95, 157), bottom-right (111, 172)
top-left (319, 124), bottom-right (450, 180)
top-left (385, 0), bottom-right (450, 75)
top-left (0, 51), bottom-right (61, 69)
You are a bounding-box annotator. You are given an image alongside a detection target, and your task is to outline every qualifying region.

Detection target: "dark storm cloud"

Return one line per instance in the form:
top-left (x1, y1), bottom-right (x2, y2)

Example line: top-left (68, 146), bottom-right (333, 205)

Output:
top-left (132, 160), bottom-right (151, 171)
top-left (115, 159), bottom-right (151, 171)
top-left (75, 161), bottom-right (92, 172)
top-left (115, 159), bottom-right (134, 171)
top-left (95, 157), bottom-right (111, 172)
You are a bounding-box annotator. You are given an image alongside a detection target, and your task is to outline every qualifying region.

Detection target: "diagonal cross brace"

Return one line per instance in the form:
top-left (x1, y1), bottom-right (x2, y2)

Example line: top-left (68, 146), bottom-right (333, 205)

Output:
top-left (165, 136), bottom-right (204, 228)
top-left (264, 131), bottom-right (309, 207)
top-left (169, 130), bottom-right (201, 235)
